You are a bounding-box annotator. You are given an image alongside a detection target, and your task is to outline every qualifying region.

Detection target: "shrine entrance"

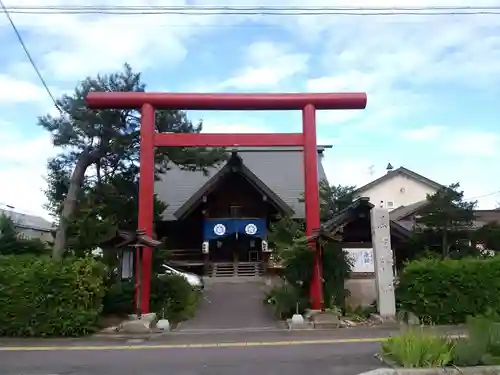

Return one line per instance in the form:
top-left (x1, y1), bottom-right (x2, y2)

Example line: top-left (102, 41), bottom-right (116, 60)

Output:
top-left (86, 92), bottom-right (367, 313)
top-left (203, 218), bottom-right (267, 262)
top-left (209, 235), bottom-right (262, 263)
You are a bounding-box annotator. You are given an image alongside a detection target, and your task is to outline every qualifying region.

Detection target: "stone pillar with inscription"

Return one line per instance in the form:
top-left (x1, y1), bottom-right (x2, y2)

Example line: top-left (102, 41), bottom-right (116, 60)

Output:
top-left (370, 207), bottom-right (396, 318)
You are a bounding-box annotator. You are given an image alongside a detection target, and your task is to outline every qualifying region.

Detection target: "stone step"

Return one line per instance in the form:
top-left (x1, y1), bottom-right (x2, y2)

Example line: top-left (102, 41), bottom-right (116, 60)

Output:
top-left (209, 262), bottom-right (264, 278)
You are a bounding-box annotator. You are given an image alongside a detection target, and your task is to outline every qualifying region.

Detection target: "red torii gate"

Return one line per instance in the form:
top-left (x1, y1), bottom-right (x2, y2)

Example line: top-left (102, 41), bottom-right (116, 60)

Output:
top-left (86, 92), bottom-right (367, 313)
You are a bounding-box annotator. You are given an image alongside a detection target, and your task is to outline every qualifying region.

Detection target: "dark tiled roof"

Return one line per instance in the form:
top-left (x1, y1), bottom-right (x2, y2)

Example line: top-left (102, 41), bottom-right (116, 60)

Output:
top-left (154, 147), bottom-right (329, 220)
top-left (322, 197), bottom-right (410, 239)
top-left (474, 210), bottom-right (500, 224)
top-left (389, 200), bottom-right (429, 221)
top-left (353, 166), bottom-right (444, 196)
top-left (472, 210), bottom-right (500, 229)
top-left (390, 205), bottom-right (500, 230)
top-left (173, 152), bottom-right (294, 219)
top-left (322, 197), bottom-right (373, 232)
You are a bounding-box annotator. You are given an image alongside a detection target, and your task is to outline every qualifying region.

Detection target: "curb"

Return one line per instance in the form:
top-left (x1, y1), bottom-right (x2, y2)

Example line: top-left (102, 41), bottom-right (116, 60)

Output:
top-left (357, 366), bottom-right (500, 375)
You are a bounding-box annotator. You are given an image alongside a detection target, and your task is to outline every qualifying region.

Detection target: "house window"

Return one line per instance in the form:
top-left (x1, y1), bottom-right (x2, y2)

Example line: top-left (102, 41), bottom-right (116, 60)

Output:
top-left (230, 205), bottom-right (243, 218)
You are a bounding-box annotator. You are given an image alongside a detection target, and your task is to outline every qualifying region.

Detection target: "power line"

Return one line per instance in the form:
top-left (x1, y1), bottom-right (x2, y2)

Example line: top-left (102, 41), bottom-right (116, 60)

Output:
top-left (4, 5), bottom-right (500, 10)
top-left (0, 0), bottom-right (61, 113)
top-left (465, 190), bottom-right (500, 201)
top-left (1, 5), bottom-right (500, 16)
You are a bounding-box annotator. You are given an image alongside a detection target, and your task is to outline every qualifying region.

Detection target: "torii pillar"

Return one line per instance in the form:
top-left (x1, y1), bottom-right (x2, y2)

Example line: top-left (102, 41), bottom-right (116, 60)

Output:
top-left (86, 92), bottom-right (367, 313)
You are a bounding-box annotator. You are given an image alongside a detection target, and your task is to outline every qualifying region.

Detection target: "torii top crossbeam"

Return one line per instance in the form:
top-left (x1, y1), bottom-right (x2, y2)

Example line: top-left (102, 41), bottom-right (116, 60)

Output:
top-left (86, 92), bottom-right (367, 110)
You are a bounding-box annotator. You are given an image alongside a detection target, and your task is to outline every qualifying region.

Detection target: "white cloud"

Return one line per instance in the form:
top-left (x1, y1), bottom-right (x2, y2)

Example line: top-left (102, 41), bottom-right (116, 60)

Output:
top-left (219, 41), bottom-right (309, 89)
top-left (321, 155), bottom-right (375, 188)
top-left (400, 125), bottom-right (500, 157)
top-left (0, 126), bottom-right (57, 220)
top-left (1, 0), bottom-right (222, 81)
top-left (317, 137), bottom-right (339, 146)
top-left (306, 69), bottom-right (425, 129)
top-left (202, 120), bottom-right (274, 134)
top-left (401, 125), bottom-right (445, 141)
top-left (293, 1), bottom-right (500, 128)
top-left (444, 131), bottom-right (500, 157)
top-left (0, 75), bottom-right (47, 103)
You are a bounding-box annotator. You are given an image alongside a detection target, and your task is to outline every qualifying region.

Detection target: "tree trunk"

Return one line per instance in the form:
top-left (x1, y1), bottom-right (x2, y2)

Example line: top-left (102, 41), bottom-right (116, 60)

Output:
top-left (52, 152), bottom-right (92, 260)
top-left (442, 229), bottom-right (449, 258)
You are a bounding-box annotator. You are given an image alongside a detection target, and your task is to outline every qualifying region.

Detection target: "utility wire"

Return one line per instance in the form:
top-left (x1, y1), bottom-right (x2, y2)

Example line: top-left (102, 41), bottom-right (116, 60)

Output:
top-left (465, 190), bottom-right (500, 201)
top-left (0, 0), bottom-right (62, 113)
top-left (4, 11), bottom-right (500, 16)
top-left (4, 5), bottom-right (500, 10)
top-left (1, 5), bottom-right (500, 16)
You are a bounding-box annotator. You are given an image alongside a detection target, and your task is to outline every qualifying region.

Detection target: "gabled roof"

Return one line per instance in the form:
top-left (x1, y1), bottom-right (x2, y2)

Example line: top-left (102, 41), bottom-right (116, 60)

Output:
top-left (353, 166), bottom-right (444, 196)
top-left (475, 210), bottom-right (500, 225)
top-left (155, 146), bottom-right (329, 220)
top-left (322, 197), bottom-right (411, 239)
top-left (0, 208), bottom-right (54, 232)
top-left (389, 200), bottom-right (429, 221)
top-left (322, 197), bottom-right (374, 233)
top-left (389, 203), bottom-right (500, 230)
top-left (173, 152), bottom-right (294, 219)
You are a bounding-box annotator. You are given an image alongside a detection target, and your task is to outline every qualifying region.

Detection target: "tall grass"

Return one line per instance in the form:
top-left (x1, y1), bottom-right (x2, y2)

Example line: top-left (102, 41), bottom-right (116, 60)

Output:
top-left (381, 328), bottom-right (454, 368)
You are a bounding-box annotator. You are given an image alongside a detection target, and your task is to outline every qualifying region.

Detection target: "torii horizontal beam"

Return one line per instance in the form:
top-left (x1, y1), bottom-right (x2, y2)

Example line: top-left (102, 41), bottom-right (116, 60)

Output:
top-left (154, 133), bottom-right (304, 147)
top-left (86, 92), bottom-right (367, 110)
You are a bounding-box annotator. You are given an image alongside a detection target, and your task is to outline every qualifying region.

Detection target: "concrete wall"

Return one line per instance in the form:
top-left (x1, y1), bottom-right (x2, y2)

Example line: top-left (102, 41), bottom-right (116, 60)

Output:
top-left (266, 271), bottom-right (378, 308)
top-left (345, 275), bottom-right (377, 307)
top-left (355, 173), bottom-right (438, 210)
top-left (16, 227), bottom-right (53, 243)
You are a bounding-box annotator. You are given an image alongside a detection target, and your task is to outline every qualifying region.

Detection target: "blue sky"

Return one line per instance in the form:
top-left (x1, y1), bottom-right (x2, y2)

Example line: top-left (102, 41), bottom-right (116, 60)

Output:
top-left (1, 0), bottom-right (500, 219)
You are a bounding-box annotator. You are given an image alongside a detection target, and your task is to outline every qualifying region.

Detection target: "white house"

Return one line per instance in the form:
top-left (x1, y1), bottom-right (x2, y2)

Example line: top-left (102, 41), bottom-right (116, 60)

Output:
top-left (353, 165), bottom-right (443, 211)
top-left (0, 207), bottom-right (54, 243)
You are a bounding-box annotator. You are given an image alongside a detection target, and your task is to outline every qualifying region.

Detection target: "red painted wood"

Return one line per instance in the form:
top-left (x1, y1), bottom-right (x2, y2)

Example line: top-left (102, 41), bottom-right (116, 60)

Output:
top-left (86, 92), bottom-right (367, 110)
top-left (154, 133), bottom-right (303, 147)
top-left (302, 104), bottom-right (323, 310)
top-left (138, 103), bottom-right (155, 314)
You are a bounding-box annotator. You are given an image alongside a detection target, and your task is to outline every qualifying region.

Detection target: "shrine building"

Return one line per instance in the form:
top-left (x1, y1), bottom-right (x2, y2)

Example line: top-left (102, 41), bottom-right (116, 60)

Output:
top-left (154, 146), bottom-right (330, 277)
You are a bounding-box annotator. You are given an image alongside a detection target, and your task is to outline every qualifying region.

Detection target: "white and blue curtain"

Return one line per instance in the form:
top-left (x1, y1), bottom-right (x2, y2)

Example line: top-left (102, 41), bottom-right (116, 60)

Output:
top-left (202, 218), bottom-right (266, 241)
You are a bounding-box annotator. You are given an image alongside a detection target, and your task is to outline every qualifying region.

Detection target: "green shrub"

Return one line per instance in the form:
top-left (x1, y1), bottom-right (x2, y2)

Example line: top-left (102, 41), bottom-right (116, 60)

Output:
top-left (101, 280), bottom-right (135, 316)
top-left (265, 284), bottom-right (308, 319)
top-left (279, 240), bottom-right (351, 312)
top-left (100, 275), bottom-right (201, 324)
top-left (453, 315), bottom-right (500, 366)
top-left (396, 257), bottom-right (500, 324)
top-left (0, 215), bottom-right (50, 255)
top-left (345, 301), bottom-right (377, 320)
top-left (0, 255), bottom-right (105, 337)
top-left (150, 275), bottom-right (201, 323)
top-left (381, 328), bottom-right (454, 368)
top-left (269, 216), bottom-right (352, 314)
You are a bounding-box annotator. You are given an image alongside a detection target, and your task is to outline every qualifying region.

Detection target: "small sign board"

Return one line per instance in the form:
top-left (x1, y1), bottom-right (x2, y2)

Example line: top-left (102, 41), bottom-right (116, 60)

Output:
top-left (344, 248), bottom-right (374, 273)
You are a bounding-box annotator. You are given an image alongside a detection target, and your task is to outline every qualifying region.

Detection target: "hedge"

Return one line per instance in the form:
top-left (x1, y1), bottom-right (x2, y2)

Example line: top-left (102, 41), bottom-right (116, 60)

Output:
top-left (102, 274), bottom-right (201, 324)
top-left (151, 274), bottom-right (201, 323)
top-left (0, 255), bottom-right (105, 337)
top-left (396, 257), bottom-right (500, 324)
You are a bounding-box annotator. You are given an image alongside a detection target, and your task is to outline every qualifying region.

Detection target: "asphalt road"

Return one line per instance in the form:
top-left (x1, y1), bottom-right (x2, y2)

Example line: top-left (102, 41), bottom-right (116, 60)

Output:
top-left (0, 340), bottom-right (382, 375)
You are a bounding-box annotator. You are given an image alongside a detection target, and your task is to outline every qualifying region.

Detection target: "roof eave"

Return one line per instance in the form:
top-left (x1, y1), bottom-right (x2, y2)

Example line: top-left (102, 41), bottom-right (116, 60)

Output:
top-left (353, 167), bottom-right (444, 196)
top-left (173, 165), bottom-right (230, 220)
top-left (322, 197), bottom-right (373, 232)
